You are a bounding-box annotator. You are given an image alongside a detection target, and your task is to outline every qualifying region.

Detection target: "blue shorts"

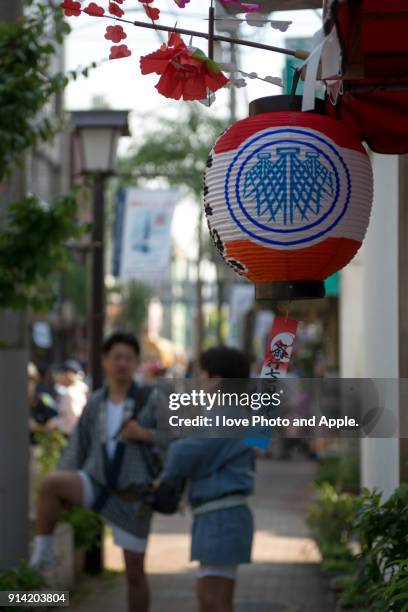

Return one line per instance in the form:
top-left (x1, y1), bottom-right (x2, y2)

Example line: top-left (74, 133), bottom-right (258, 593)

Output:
top-left (191, 505), bottom-right (253, 565)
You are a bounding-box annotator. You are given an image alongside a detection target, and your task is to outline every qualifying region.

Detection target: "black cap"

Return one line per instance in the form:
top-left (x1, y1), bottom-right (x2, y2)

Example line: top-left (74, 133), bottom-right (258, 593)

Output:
top-left (59, 360), bottom-right (82, 374)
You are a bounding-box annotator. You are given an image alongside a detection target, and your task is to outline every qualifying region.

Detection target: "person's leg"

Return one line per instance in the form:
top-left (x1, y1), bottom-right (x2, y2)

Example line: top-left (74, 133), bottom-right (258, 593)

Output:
top-left (123, 550), bottom-right (149, 612)
top-left (30, 470), bottom-right (85, 567)
top-left (36, 470), bottom-right (84, 534)
top-left (196, 575), bottom-right (235, 612)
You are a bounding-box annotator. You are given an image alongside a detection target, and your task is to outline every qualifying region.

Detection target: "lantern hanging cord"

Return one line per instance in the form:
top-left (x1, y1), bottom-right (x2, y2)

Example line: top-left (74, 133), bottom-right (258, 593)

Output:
top-left (81, 11), bottom-right (309, 59)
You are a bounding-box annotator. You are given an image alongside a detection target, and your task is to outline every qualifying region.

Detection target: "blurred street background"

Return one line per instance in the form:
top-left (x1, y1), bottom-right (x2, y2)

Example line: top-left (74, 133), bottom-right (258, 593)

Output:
top-left (0, 1), bottom-right (407, 611)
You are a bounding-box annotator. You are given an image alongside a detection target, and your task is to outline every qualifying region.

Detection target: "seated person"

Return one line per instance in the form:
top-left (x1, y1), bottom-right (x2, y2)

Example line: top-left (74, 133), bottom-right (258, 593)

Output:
top-left (30, 333), bottom-right (171, 612)
top-left (28, 362), bottom-right (58, 443)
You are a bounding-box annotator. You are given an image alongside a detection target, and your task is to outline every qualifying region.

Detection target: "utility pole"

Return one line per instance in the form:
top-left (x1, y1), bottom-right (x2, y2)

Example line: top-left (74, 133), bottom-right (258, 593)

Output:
top-left (84, 175), bottom-right (106, 575)
top-left (0, 0), bottom-right (30, 570)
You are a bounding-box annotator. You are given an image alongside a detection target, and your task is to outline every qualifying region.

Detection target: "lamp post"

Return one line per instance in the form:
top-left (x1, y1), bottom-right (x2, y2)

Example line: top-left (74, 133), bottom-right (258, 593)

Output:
top-left (70, 110), bottom-right (129, 574)
top-left (70, 110), bottom-right (129, 390)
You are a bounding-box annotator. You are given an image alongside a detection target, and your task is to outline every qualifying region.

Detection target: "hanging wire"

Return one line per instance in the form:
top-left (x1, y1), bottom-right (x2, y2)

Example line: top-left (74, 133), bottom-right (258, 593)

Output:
top-left (69, 7), bottom-right (308, 59)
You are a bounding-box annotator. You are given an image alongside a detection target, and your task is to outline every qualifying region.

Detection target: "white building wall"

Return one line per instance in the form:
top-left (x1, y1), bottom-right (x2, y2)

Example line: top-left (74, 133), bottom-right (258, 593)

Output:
top-left (340, 251), bottom-right (364, 378)
top-left (361, 154), bottom-right (400, 498)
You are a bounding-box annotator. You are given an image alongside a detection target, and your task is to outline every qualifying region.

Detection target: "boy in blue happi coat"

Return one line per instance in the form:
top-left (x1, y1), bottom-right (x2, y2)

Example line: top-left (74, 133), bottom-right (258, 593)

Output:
top-left (162, 346), bottom-right (255, 612)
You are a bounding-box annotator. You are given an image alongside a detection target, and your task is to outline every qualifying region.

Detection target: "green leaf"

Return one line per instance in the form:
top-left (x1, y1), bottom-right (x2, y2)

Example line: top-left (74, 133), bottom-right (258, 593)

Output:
top-left (0, 193), bottom-right (85, 311)
top-left (0, 2), bottom-right (95, 181)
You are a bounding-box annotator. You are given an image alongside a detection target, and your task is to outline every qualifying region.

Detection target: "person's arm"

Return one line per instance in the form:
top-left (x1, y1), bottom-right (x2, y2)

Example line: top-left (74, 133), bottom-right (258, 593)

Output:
top-left (46, 392), bottom-right (80, 435)
top-left (161, 437), bottom-right (226, 480)
top-left (121, 388), bottom-right (174, 449)
top-left (121, 420), bottom-right (155, 445)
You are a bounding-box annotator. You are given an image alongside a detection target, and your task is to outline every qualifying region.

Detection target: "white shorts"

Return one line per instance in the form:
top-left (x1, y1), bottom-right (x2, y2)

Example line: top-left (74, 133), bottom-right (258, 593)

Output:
top-left (197, 565), bottom-right (238, 580)
top-left (78, 470), bottom-right (147, 554)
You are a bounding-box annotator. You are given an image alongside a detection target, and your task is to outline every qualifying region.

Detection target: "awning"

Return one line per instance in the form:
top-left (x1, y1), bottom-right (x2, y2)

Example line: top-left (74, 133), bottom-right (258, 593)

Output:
top-left (323, 0), bottom-right (408, 154)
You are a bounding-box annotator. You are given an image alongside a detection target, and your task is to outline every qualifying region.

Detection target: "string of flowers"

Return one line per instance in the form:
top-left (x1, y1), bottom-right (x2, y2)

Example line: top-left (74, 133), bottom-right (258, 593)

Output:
top-left (59, 1), bottom-right (302, 104)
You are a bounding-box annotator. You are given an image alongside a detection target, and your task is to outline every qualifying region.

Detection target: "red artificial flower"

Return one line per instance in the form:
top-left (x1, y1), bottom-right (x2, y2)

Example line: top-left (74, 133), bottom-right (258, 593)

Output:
top-left (168, 31), bottom-right (184, 47)
top-left (105, 25), bottom-right (127, 43)
top-left (109, 44), bottom-right (132, 60)
top-left (140, 34), bottom-right (229, 101)
top-left (109, 2), bottom-right (124, 17)
top-left (138, 0), bottom-right (154, 3)
top-left (143, 4), bottom-right (160, 20)
top-left (83, 2), bottom-right (105, 16)
top-left (115, 0), bottom-right (125, 3)
top-left (60, 0), bottom-right (81, 16)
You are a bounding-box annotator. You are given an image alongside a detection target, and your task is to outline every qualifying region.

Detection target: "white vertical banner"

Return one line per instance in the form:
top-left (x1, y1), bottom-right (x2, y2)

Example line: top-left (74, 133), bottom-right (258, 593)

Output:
top-left (113, 188), bottom-right (178, 282)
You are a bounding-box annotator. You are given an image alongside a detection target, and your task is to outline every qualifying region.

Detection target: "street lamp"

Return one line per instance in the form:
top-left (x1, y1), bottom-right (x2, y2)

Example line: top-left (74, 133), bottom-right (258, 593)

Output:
top-left (70, 109), bottom-right (129, 575)
top-left (70, 110), bottom-right (130, 391)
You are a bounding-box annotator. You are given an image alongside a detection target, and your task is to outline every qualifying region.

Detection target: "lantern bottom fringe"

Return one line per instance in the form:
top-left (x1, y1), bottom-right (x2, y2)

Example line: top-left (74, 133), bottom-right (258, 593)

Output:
top-left (255, 280), bottom-right (326, 302)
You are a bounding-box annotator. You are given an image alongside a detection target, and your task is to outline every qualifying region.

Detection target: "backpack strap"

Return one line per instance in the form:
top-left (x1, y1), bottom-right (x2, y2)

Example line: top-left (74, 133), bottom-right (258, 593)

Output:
top-left (129, 385), bottom-right (163, 480)
top-left (128, 384), bottom-right (153, 420)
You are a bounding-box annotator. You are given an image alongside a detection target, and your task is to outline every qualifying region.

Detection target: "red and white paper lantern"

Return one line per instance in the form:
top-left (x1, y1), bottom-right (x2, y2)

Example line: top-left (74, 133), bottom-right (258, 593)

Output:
top-left (204, 96), bottom-right (373, 300)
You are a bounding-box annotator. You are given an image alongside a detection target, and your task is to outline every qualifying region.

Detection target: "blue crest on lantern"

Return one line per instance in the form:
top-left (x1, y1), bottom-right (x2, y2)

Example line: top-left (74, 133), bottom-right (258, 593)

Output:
top-left (242, 148), bottom-right (335, 225)
top-left (225, 128), bottom-right (351, 247)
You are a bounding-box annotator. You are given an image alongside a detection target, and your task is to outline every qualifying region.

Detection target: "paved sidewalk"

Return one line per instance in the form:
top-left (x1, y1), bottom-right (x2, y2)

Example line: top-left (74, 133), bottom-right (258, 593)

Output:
top-left (69, 459), bottom-right (336, 612)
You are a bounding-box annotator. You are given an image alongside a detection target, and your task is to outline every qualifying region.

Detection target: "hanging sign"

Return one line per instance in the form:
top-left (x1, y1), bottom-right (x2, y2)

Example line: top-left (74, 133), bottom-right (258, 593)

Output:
top-left (244, 315), bottom-right (298, 449)
top-left (113, 188), bottom-right (178, 282)
top-left (260, 316), bottom-right (298, 379)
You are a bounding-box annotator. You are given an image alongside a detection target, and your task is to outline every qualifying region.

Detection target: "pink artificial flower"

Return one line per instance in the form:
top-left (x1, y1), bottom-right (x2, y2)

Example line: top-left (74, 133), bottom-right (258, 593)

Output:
top-left (105, 25), bottom-right (127, 43)
top-left (109, 2), bottom-right (124, 17)
top-left (143, 4), bottom-right (160, 20)
top-left (83, 2), bottom-right (105, 16)
top-left (109, 44), bottom-right (132, 60)
top-left (60, 0), bottom-right (81, 17)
